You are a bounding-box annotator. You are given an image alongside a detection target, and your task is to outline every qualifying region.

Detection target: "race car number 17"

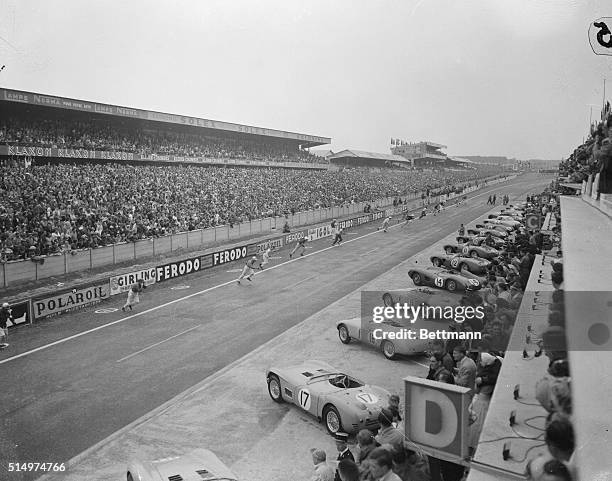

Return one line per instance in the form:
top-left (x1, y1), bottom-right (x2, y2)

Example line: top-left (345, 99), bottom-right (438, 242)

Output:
top-left (298, 388), bottom-right (311, 410)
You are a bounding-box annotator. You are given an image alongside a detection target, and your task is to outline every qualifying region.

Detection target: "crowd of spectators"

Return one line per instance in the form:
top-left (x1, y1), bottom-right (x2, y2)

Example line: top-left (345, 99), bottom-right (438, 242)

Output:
top-left (0, 163), bottom-right (497, 261)
top-left (559, 111), bottom-right (612, 195)
top-left (0, 116), bottom-right (319, 163)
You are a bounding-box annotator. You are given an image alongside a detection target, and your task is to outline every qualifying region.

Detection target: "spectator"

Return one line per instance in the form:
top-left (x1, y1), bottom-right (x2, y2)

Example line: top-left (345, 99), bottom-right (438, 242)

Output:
top-left (391, 441), bottom-right (431, 481)
top-left (309, 448), bottom-right (334, 481)
top-left (468, 352), bottom-right (502, 454)
top-left (367, 447), bottom-right (402, 481)
top-left (426, 339), bottom-right (454, 380)
top-left (356, 429), bottom-right (380, 465)
top-left (337, 459), bottom-right (360, 481)
top-left (452, 345), bottom-right (477, 395)
top-left (375, 408), bottom-right (405, 452)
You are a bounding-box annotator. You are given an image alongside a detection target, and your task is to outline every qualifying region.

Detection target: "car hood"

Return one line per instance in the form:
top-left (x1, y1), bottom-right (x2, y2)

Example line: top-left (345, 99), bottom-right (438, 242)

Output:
top-left (129, 449), bottom-right (237, 481)
top-left (329, 384), bottom-right (390, 410)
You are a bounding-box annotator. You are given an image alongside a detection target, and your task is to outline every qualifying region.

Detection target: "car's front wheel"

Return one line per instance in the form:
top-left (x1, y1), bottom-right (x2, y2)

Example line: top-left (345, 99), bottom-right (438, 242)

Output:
top-left (446, 280), bottom-right (457, 292)
top-left (432, 258), bottom-right (442, 267)
top-left (445, 247), bottom-right (455, 254)
top-left (382, 340), bottom-right (397, 360)
top-left (338, 324), bottom-right (351, 344)
top-left (469, 250), bottom-right (478, 258)
top-left (267, 374), bottom-right (283, 403)
top-left (323, 405), bottom-right (342, 435)
top-left (411, 273), bottom-right (423, 285)
top-left (127, 474), bottom-right (134, 481)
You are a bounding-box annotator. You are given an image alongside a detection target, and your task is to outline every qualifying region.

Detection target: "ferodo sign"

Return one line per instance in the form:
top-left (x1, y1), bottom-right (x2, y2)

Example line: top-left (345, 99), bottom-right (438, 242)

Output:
top-left (109, 267), bottom-right (157, 295)
top-left (212, 245), bottom-right (249, 266)
top-left (156, 256), bottom-right (203, 282)
top-left (284, 231), bottom-right (306, 244)
top-left (308, 225), bottom-right (333, 241)
top-left (255, 237), bottom-right (283, 253)
top-left (371, 211), bottom-right (384, 220)
top-left (338, 218), bottom-right (355, 230)
top-left (34, 283), bottom-right (110, 320)
top-left (357, 215), bottom-right (370, 225)
top-left (404, 376), bottom-right (471, 464)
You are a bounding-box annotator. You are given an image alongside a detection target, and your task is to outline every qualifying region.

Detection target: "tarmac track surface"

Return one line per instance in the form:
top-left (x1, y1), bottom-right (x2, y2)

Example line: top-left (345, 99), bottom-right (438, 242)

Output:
top-left (0, 174), bottom-right (551, 480)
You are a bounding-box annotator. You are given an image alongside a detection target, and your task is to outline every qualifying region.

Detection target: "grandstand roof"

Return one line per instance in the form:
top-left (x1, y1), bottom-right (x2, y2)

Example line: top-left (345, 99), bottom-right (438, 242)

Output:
top-left (0, 88), bottom-right (331, 147)
top-left (328, 149), bottom-right (409, 163)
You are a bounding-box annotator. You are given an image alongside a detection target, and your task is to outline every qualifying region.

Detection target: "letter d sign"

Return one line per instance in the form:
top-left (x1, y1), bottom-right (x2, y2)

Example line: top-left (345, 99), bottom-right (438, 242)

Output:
top-left (404, 376), bottom-right (471, 463)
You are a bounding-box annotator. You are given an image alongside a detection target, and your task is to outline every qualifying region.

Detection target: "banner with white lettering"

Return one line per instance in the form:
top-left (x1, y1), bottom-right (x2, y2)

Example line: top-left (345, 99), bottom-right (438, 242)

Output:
top-left (284, 230), bottom-right (307, 245)
top-left (211, 245), bottom-right (250, 267)
top-left (156, 255), bottom-right (205, 283)
top-left (109, 267), bottom-right (157, 296)
top-left (254, 237), bottom-right (284, 254)
top-left (33, 283), bottom-right (110, 320)
top-left (308, 225), bottom-right (333, 241)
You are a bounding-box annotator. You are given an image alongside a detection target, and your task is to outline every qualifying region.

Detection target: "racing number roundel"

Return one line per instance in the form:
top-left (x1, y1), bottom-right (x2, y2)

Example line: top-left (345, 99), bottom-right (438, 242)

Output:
top-left (356, 393), bottom-right (379, 404)
top-left (434, 277), bottom-right (444, 287)
top-left (462, 246), bottom-right (469, 255)
top-left (298, 388), bottom-right (311, 410)
top-left (526, 214), bottom-right (540, 230)
top-left (450, 257), bottom-right (459, 268)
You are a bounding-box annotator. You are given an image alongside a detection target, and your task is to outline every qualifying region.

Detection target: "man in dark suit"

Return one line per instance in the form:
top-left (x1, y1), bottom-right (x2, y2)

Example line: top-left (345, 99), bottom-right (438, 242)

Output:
top-left (334, 432), bottom-right (354, 481)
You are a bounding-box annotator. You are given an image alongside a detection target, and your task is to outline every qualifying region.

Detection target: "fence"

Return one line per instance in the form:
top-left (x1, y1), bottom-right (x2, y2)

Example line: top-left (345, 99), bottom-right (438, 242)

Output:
top-left (0, 175), bottom-right (509, 287)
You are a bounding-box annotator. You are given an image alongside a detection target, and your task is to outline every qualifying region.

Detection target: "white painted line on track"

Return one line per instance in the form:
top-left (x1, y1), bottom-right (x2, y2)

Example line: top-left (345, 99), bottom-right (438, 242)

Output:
top-left (0, 178), bottom-right (531, 366)
top-left (116, 325), bottom-right (200, 363)
top-left (360, 248), bottom-right (379, 257)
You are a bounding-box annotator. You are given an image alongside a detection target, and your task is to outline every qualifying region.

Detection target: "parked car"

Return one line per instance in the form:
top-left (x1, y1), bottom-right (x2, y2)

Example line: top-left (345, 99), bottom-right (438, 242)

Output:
top-left (266, 360), bottom-right (390, 434)
top-left (127, 448), bottom-right (237, 481)
top-left (407, 266), bottom-right (482, 291)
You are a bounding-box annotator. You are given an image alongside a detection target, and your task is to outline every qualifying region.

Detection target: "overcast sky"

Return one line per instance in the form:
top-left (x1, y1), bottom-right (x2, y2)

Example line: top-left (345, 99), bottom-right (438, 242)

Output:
top-left (1, 0), bottom-right (611, 159)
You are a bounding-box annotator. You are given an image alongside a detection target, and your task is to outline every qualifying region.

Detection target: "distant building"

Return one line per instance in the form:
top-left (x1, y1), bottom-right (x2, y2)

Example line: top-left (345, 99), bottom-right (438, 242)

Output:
top-left (391, 141), bottom-right (448, 168)
top-left (328, 149), bottom-right (411, 169)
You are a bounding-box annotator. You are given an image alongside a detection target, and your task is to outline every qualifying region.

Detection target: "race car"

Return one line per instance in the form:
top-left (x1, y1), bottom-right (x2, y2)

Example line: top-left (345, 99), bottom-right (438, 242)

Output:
top-left (336, 288), bottom-right (465, 359)
top-left (475, 223), bottom-right (513, 234)
top-left (443, 242), bottom-right (500, 260)
top-left (466, 227), bottom-right (508, 239)
top-left (429, 253), bottom-right (491, 275)
top-left (483, 218), bottom-right (521, 229)
top-left (266, 360), bottom-right (390, 434)
top-left (407, 266), bottom-right (482, 291)
top-left (489, 213), bottom-right (523, 223)
top-left (457, 234), bottom-right (505, 249)
top-left (127, 448), bottom-right (237, 481)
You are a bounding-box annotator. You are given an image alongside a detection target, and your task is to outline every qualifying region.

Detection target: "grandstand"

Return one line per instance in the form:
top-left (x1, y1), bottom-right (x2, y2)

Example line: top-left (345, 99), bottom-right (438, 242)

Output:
top-left (391, 140), bottom-right (448, 167)
top-left (0, 88), bottom-right (331, 169)
top-left (327, 149), bottom-right (410, 169)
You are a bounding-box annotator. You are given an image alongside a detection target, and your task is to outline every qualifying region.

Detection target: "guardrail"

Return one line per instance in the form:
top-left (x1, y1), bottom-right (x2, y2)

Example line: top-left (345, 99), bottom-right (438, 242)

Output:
top-left (0, 174), bottom-right (511, 287)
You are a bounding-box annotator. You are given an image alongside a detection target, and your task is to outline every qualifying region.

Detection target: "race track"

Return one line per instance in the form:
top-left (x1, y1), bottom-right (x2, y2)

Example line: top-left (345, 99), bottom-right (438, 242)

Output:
top-left (0, 173), bottom-right (552, 480)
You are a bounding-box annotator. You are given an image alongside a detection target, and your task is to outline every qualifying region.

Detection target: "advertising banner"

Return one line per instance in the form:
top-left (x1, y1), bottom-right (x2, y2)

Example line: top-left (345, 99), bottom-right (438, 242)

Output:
top-left (308, 225), bottom-right (333, 241)
top-left (211, 244), bottom-right (250, 267)
top-left (284, 230), bottom-right (308, 245)
top-left (4, 298), bottom-right (31, 329)
top-left (33, 283), bottom-right (110, 320)
top-left (156, 255), bottom-right (205, 283)
top-left (109, 267), bottom-right (157, 296)
top-left (254, 237), bottom-right (284, 254)
top-left (404, 376), bottom-right (471, 465)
